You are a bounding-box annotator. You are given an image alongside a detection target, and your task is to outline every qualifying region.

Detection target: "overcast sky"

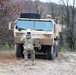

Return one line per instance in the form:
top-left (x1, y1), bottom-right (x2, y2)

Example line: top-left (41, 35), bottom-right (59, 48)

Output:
top-left (40, 0), bottom-right (76, 5)
top-left (40, 0), bottom-right (59, 3)
top-left (33, 0), bottom-right (59, 3)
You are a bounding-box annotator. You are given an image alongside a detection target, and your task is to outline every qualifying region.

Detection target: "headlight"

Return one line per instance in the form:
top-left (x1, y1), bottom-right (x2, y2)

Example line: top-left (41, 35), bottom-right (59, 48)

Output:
top-left (16, 33), bottom-right (21, 36)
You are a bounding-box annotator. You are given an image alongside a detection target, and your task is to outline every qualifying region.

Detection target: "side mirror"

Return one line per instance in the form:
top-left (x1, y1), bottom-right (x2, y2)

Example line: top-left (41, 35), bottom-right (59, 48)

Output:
top-left (62, 25), bottom-right (65, 29)
top-left (56, 24), bottom-right (62, 32)
top-left (8, 22), bottom-right (14, 30)
top-left (8, 22), bottom-right (12, 30)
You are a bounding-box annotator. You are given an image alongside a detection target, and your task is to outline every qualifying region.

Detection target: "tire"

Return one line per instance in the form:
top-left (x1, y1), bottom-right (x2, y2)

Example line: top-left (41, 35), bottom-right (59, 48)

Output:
top-left (56, 40), bottom-right (60, 57)
top-left (51, 43), bottom-right (57, 60)
top-left (46, 46), bottom-right (56, 60)
top-left (46, 42), bottom-right (57, 60)
top-left (16, 44), bottom-right (24, 58)
top-left (46, 46), bottom-right (51, 60)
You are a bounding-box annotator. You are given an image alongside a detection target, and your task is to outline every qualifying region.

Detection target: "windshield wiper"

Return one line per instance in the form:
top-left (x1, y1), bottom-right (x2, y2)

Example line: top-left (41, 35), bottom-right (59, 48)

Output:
top-left (18, 28), bottom-right (25, 31)
top-left (35, 29), bottom-right (44, 31)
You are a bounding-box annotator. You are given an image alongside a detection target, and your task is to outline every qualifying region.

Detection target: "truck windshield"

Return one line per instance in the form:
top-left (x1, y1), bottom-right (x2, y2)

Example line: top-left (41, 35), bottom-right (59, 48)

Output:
top-left (35, 21), bottom-right (53, 31)
top-left (16, 20), bottom-right (34, 30)
top-left (16, 20), bottom-right (53, 31)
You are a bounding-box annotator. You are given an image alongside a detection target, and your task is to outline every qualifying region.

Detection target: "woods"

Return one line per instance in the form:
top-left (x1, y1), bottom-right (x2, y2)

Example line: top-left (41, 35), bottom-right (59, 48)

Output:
top-left (0, 0), bottom-right (76, 50)
top-left (60, 0), bottom-right (76, 50)
top-left (0, 0), bottom-right (23, 45)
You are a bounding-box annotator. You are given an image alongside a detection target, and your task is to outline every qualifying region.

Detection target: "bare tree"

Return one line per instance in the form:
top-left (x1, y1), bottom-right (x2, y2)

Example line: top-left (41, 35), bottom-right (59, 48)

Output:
top-left (22, 0), bottom-right (33, 13)
top-left (38, 4), bottom-right (45, 17)
top-left (49, 3), bottom-right (56, 19)
top-left (60, 0), bottom-right (76, 50)
top-left (33, 0), bottom-right (40, 13)
top-left (0, 0), bottom-right (23, 45)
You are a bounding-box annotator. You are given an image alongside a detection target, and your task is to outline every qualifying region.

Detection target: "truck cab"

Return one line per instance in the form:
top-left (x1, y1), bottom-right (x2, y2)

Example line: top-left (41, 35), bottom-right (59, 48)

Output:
top-left (9, 13), bottom-right (62, 60)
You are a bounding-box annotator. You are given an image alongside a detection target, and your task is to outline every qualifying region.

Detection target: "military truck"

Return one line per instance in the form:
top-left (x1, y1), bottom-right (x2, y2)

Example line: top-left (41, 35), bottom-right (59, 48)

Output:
top-left (9, 13), bottom-right (62, 60)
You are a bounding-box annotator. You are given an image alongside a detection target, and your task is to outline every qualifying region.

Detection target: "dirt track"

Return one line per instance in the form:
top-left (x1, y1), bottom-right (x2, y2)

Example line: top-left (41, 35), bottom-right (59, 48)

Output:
top-left (0, 52), bottom-right (76, 75)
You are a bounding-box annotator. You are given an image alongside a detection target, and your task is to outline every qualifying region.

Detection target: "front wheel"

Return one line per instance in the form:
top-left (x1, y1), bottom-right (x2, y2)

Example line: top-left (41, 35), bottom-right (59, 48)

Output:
top-left (46, 41), bottom-right (58, 60)
top-left (46, 46), bottom-right (56, 60)
top-left (16, 44), bottom-right (24, 58)
top-left (55, 40), bottom-right (60, 57)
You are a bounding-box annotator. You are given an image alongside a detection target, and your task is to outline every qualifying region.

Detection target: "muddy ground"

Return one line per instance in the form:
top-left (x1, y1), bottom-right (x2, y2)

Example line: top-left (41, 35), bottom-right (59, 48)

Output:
top-left (0, 52), bottom-right (76, 75)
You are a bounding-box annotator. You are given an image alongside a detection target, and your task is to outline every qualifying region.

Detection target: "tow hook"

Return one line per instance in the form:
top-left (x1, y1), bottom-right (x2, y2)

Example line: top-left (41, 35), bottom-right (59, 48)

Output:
top-left (38, 42), bottom-right (41, 50)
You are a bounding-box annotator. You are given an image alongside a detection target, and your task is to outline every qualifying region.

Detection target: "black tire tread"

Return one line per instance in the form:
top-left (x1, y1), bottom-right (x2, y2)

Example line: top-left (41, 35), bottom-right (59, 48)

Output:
top-left (46, 41), bottom-right (58, 60)
top-left (46, 46), bottom-right (54, 60)
top-left (16, 44), bottom-right (24, 58)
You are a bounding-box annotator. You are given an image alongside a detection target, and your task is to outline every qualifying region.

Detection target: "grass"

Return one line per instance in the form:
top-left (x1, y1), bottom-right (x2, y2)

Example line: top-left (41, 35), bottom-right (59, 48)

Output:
top-left (0, 49), bottom-right (15, 54)
top-left (0, 45), bottom-right (15, 54)
top-left (60, 43), bottom-right (69, 52)
top-left (0, 44), bottom-right (75, 54)
top-left (60, 46), bottom-right (68, 52)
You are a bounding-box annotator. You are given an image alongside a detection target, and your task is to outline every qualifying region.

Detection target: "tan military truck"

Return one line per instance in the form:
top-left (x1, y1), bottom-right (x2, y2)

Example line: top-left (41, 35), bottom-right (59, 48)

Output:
top-left (9, 13), bottom-right (62, 60)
